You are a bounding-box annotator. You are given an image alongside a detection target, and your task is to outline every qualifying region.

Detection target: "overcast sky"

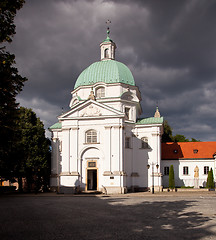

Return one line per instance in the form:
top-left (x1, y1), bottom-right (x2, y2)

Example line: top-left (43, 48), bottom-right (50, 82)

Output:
top-left (6, 0), bottom-right (216, 141)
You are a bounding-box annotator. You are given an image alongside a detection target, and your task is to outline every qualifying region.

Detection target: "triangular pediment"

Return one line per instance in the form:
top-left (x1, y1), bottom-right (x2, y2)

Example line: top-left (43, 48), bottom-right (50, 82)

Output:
top-left (59, 100), bottom-right (124, 119)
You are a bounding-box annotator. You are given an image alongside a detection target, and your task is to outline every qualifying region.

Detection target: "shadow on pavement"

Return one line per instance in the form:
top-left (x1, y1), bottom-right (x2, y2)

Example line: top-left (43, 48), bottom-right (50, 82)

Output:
top-left (0, 194), bottom-right (215, 240)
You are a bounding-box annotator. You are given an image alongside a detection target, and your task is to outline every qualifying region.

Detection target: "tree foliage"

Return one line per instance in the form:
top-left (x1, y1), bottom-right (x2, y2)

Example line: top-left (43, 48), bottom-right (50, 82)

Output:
top-left (0, 52), bottom-right (27, 176)
top-left (0, 1), bottom-right (50, 191)
top-left (0, 0), bottom-right (27, 179)
top-left (162, 120), bottom-right (200, 142)
top-left (0, 0), bottom-right (25, 43)
top-left (15, 107), bottom-right (51, 192)
top-left (206, 168), bottom-right (214, 189)
top-left (162, 120), bottom-right (173, 142)
top-left (173, 134), bottom-right (189, 142)
top-left (169, 165), bottom-right (175, 190)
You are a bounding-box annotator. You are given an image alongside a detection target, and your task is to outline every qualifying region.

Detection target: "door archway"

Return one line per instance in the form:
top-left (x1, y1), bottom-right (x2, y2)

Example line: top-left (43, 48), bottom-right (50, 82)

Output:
top-left (79, 146), bottom-right (104, 191)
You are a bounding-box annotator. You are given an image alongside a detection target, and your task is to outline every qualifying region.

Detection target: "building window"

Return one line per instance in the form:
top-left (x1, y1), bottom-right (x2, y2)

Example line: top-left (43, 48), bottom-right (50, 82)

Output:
top-left (183, 166), bottom-right (189, 175)
top-left (141, 137), bottom-right (148, 149)
top-left (164, 166), bottom-right (169, 175)
top-left (104, 48), bottom-right (109, 58)
top-left (86, 130), bottom-right (97, 143)
top-left (125, 107), bottom-right (130, 120)
top-left (96, 87), bottom-right (105, 98)
top-left (125, 137), bottom-right (131, 148)
top-left (204, 166), bottom-right (209, 175)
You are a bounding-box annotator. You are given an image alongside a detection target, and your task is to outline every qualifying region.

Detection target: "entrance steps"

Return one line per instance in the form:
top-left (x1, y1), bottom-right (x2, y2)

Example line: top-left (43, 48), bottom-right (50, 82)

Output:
top-left (81, 190), bottom-right (102, 195)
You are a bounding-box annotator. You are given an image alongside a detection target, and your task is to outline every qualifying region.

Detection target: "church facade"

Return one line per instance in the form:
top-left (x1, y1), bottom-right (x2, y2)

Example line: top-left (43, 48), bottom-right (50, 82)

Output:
top-left (49, 29), bottom-right (164, 194)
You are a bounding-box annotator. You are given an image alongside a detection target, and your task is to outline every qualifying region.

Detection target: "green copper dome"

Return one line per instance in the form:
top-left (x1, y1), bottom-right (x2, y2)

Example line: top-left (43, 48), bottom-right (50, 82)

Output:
top-left (74, 60), bottom-right (135, 89)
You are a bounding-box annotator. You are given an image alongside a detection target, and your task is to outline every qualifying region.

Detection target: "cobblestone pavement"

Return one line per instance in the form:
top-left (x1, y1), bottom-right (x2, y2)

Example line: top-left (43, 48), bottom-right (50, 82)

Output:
top-left (0, 191), bottom-right (216, 240)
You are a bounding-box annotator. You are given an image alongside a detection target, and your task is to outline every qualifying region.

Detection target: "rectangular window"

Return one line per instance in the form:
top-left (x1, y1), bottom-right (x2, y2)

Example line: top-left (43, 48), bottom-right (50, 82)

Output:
top-left (125, 107), bottom-right (130, 120)
top-left (96, 87), bottom-right (105, 98)
top-left (183, 166), bottom-right (189, 175)
top-left (164, 166), bottom-right (169, 175)
top-left (204, 166), bottom-right (209, 175)
top-left (125, 137), bottom-right (131, 148)
top-left (86, 130), bottom-right (97, 143)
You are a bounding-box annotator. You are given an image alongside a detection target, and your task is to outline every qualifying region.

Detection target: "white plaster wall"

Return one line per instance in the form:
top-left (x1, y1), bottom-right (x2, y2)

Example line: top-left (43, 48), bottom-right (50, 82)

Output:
top-left (51, 117), bottom-right (163, 192)
top-left (69, 84), bottom-right (141, 122)
top-left (61, 176), bottom-right (77, 186)
top-left (51, 138), bottom-right (58, 175)
top-left (133, 126), bottom-right (162, 188)
top-left (124, 125), bottom-right (163, 190)
top-left (50, 131), bottom-right (62, 188)
top-left (58, 117), bottom-right (124, 190)
top-left (112, 126), bottom-right (122, 172)
top-left (61, 129), bottom-right (70, 173)
top-left (130, 135), bottom-right (149, 188)
top-left (71, 84), bottom-right (140, 103)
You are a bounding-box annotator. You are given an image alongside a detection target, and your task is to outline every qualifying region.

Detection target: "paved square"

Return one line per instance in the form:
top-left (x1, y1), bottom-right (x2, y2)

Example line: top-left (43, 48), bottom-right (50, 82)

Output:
top-left (0, 191), bottom-right (216, 240)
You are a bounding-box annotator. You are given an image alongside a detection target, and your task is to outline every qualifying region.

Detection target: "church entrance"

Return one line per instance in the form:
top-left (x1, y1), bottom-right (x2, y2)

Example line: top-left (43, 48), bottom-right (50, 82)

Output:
top-left (87, 169), bottom-right (97, 190)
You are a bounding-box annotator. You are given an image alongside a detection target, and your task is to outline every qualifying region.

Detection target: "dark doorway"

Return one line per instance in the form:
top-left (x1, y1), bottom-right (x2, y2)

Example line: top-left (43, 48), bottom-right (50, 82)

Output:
top-left (87, 169), bottom-right (97, 190)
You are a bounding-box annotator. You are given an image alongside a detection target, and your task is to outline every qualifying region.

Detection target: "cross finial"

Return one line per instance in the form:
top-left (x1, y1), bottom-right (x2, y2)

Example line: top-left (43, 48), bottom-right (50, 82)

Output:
top-left (106, 19), bottom-right (111, 35)
top-left (106, 19), bottom-right (111, 29)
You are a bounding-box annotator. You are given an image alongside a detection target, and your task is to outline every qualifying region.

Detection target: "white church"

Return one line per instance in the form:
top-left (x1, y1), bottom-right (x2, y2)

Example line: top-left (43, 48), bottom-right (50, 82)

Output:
top-left (49, 28), bottom-right (164, 194)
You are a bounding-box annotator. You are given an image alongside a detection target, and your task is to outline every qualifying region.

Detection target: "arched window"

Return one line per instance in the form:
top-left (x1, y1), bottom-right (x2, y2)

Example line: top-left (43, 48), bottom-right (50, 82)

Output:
top-left (86, 130), bottom-right (97, 143)
top-left (96, 87), bottom-right (105, 98)
top-left (104, 48), bottom-right (109, 58)
top-left (141, 137), bottom-right (149, 149)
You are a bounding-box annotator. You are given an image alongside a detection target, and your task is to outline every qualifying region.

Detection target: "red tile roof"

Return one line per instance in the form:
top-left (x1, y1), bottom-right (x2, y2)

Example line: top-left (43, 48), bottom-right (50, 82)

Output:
top-left (162, 142), bottom-right (216, 160)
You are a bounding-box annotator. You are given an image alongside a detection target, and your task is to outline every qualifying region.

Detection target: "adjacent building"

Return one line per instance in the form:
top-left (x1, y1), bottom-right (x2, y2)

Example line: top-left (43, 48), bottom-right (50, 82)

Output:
top-left (162, 142), bottom-right (216, 188)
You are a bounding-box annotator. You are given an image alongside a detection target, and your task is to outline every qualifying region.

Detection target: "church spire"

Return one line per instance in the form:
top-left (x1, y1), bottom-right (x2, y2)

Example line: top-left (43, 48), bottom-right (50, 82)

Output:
top-left (100, 20), bottom-right (116, 61)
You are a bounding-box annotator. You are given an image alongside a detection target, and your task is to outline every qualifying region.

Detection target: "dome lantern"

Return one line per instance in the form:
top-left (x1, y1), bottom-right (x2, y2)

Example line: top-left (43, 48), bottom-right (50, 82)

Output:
top-left (100, 23), bottom-right (116, 61)
top-left (74, 21), bottom-right (135, 89)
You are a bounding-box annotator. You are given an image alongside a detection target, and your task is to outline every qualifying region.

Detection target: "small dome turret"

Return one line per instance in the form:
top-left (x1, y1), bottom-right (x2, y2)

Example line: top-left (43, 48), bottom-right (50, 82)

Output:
top-left (74, 23), bottom-right (135, 89)
top-left (100, 26), bottom-right (116, 61)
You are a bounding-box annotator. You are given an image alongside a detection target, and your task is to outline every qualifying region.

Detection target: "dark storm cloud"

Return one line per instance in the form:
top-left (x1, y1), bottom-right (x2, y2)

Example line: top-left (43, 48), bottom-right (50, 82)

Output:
top-left (7, 0), bottom-right (216, 140)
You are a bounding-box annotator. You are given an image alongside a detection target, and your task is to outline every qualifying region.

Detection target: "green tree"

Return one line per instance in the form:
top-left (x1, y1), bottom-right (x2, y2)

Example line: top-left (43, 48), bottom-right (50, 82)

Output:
top-left (162, 120), bottom-right (173, 142)
top-left (0, 51), bottom-right (27, 177)
top-left (169, 165), bottom-right (175, 190)
top-left (191, 138), bottom-right (200, 142)
top-left (173, 134), bottom-right (189, 142)
top-left (206, 168), bottom-right (214, 189)
top-left (0, 0), bottom-right (27, 179)
top-left (0, 0), bottom-right (25, 43)
top-left (15, 107), bottom-right (51, 192)
top-left (162, 120), bottom-right (200, 142)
